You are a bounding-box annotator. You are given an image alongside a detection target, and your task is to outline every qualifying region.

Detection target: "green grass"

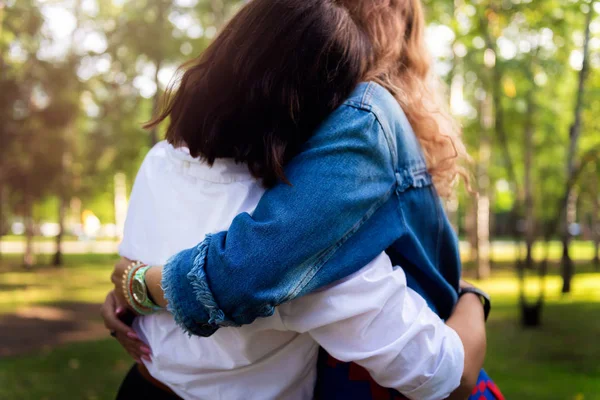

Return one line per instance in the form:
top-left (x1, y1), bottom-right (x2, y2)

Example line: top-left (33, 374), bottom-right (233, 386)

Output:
top-left (0, 340), bottom-right (132, 400)
top-left (0, 254), bottom-right (116, 315)
top-left (459, 240), bottom-right (599, 262)
top-left (474, 272), bottom-right (600, 400)
top-left (0, 254), bottom-right (599, 399)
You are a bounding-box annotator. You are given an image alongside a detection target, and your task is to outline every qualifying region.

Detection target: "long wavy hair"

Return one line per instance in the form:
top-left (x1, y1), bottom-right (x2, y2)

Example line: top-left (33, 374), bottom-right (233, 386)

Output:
top-left (343, 0), bottom-right (468, 197)
top-left (148, 0), bottom-right (466, 195)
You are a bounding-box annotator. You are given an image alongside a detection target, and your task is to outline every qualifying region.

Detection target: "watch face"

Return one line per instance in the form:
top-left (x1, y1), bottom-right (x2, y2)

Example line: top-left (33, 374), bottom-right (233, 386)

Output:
top-left (132, 278), bottom-right (147, 304)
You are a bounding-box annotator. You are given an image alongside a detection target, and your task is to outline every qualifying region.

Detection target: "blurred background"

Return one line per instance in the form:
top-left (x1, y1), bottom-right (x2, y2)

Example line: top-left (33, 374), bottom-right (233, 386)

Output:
top-left (0, 0), bottom-right (599, 399)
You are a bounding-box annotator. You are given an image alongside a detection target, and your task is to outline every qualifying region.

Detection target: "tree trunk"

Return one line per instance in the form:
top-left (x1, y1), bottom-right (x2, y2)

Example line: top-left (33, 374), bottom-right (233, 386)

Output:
top-left (0, 6), bottom-right (5, 261)
top-left (593, 173), bottom-right (599, 270)
top-left (475, 93), bottom-right (492, 280)
top-left (561, 5), bottom-right (594, 293)
top-left (23, 198), bottom-right (35, 269)
top-left (149, 0), bottom-right (167, 146)
top-left (52, 197), bottom-right (66, 266)
top-left (446, 35), bottom-right (461, 235)
top-left (541, 147), bottom-right (600, 257)
top-left (0, 184), bottom-right (5, 260)
top-left (524, 91), bottom-right (536, 268)
top-left (466, 197), bottom-right (478, 265)
top-left (561, 190), bottom-right (578, 293)
top-left (149, 58), bottom-right (162, 146)
top-left (446, 192), bottom-right (460, 235)
top-left (52, 0), bottom-right (80, 267)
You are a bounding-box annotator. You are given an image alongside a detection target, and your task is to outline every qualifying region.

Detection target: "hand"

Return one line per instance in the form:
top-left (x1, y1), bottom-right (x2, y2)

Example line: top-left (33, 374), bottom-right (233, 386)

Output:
top-left (100, 291), bottom-right (151, 363)
top-left (111, 256), bottom-right (134, 308)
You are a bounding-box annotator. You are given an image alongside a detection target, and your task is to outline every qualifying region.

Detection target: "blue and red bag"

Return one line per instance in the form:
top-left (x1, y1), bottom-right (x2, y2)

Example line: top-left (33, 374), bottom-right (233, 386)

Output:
top-left (315, 350), bottom-right (504, 400)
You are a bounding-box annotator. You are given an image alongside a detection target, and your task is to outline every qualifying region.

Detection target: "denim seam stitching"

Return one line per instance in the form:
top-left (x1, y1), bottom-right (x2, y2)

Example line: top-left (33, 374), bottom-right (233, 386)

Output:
top-left (434, 187), bottom-right (444, 270)
top-left (343, 99), bottom-right (372, 111)
top-left (360, 82), bottom-right (376, 108)
top-left (335, 103), bottom-right (397, 173)
top-left (395, 189), bottom-right (408, 234)
top-left (374, 114), bottom-right (398, 172)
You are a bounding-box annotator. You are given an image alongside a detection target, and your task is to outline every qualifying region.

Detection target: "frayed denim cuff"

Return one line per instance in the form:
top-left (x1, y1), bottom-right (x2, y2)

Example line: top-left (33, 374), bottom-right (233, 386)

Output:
top-left (162, 236), bottom-right (221, 337)
top-left (186, 234), bottom-right (239, 328)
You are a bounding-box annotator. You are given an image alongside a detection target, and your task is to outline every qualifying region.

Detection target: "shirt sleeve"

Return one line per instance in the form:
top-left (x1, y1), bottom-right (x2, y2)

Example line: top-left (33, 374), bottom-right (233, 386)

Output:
top-left (162, 104), bottom-right (398, 336)
top-left (279, 253), bottom-right (464, 400)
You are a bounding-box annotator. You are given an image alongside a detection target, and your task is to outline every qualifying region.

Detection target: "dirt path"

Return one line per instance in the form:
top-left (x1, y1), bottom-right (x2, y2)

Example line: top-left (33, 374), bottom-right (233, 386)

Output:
top-left (0, 302), bottom-right (109, 357)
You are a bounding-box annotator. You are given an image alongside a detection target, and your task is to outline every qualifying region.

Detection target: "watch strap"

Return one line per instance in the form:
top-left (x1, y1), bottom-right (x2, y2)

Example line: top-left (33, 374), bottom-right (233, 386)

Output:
top-left (459, 286), bottom-right (491, 322)
top-left (133, 265), bottom-right (163, 311)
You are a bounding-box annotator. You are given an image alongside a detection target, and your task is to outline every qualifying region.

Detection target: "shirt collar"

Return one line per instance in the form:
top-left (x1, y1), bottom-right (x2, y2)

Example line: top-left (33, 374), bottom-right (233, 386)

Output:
top-left (164, 142), bottom-right (254, 184)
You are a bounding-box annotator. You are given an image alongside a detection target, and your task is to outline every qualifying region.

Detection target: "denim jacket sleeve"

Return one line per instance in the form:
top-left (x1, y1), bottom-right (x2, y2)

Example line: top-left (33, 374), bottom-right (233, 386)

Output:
top-left (162, 101), bottom-right (399, 337)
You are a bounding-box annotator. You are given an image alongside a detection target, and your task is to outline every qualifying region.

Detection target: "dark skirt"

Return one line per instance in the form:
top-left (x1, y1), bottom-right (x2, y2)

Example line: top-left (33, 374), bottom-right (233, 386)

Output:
top-left (116, 364), bottom-right (181, 400)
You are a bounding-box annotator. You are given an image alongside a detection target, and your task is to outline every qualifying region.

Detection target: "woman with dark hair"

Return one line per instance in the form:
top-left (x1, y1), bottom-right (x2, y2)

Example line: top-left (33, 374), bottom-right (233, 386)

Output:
top-left (104, 0), bottom-right (503, 399)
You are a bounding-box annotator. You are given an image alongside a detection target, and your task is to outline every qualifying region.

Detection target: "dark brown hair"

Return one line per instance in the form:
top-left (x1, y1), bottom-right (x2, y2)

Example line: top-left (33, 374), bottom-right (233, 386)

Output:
top-left (146, 0), bottom-right (372, 187)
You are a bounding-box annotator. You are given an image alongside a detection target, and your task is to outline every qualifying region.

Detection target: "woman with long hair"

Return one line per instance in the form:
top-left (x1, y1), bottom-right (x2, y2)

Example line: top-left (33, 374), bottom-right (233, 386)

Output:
top-left (104, 0), bottom-right (503, 399)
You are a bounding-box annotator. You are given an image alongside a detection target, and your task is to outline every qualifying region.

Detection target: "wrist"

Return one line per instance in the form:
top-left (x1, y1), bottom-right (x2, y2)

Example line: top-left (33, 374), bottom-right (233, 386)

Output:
top-left (458, 286), bottom-right (491, 322)
top-left (122, 262), bottom-right (164, 315)
top-left (457, 291), bottom-right (485, 314)
top-left (145, 266), bottom-right (167, 308)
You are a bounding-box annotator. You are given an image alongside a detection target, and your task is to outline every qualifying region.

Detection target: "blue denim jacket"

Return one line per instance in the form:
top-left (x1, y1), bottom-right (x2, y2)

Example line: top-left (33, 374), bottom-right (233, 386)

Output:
top-left (163, 82), bottom-right (462, 337)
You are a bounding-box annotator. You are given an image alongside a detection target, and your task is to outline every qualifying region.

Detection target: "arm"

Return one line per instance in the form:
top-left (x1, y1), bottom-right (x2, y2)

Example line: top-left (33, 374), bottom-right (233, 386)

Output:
top-left (163, 104), bottom-right (398, 336)
top-left (142, 263), bottom-right (485, 400)
top-left (142, 262), bottom-right (483, 400)
top-left (444, 281), bottom-right (487, 400)
top-left (279, 253), bottom-right (483, 400)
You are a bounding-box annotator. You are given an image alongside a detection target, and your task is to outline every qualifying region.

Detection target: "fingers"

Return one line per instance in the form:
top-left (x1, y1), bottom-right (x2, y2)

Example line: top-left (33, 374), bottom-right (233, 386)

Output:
top-left (123, 331), bottom-right (151, 363)
top-left (101, 292), bottom-right (133, 335)
top-left (115, 332), bottom-right (151, 363)
top-left (101, 291), bottom-right (152, 363)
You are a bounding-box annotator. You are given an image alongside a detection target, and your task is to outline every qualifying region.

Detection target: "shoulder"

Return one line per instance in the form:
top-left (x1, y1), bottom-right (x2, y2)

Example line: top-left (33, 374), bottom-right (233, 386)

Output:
top-left (128, 141), bottom-right (173, 200)
top-left (341, 82), bottom-right (408, 128)
top-left (144, 140), bottom-right (171, 163)
top-left (307, 84), bottom-right (396, 169)
top-left (135, 141), bottom-right (177, 179)
top-left (344, 82), bottom-right (429, 178)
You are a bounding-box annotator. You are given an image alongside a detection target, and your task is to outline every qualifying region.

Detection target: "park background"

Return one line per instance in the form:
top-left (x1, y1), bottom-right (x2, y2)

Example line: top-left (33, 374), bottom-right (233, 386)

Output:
top-left (1, 0), bottom-right (600, 399)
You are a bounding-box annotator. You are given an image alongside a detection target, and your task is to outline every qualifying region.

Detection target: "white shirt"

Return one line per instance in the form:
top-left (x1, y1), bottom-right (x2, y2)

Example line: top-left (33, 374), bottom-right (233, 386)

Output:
top-left (119, 141), bottom-right (464, 400)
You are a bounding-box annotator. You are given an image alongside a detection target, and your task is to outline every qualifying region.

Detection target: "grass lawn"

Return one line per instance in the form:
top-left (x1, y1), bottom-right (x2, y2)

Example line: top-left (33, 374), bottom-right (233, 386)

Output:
top-left (0, 254), bottom-right (116, 315)
top-left (0, 340), bottom-right (131, 400)
top-left (0, 254), bottom-right (599, 399)
top-left (476, 272), bottom-right (600, 400)
top-left (459, 240), bottom-right (599, 263)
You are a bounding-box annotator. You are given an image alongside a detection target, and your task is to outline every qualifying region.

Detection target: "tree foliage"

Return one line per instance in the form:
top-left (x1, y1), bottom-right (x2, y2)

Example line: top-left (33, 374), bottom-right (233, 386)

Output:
top-left (0, 0), bottom-right (598, 286)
